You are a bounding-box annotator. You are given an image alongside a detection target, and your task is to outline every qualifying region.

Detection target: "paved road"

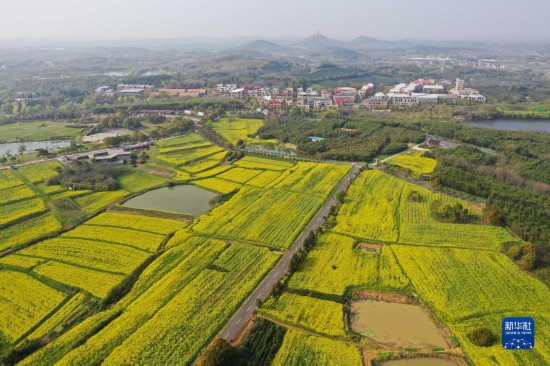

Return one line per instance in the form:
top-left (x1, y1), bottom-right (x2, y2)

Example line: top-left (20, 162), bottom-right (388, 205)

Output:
top-left (220, 162), bottom-right (365, 342)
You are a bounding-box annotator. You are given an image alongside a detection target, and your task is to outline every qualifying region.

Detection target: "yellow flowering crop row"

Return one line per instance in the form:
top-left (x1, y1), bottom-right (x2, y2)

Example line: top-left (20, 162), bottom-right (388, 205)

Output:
top-left (16, 161), bottom-right (63, 183)
top-left (155, 146), bottom-right (224, 166)
top-left (28, 293), bottom-right (88, 342)
top-left (192, 177), bottom-right (242, 194)
top-left (218, 167), bottom-right (262, 183)
top-left (269, 162), bottom-right (350, 197)
top-left (62, 225), bottom-right (166, 253)
top-left (288, 232), bottom-right (378, 296)
top-left (20, 238), bottom-right (150, 275)
top-left (74, 190), bottom-right (128, 213)
top-left (272, 329), bottom-right (362, 366)
top-left (55, 241), bottom-right (278, 365)
top-left (0, 170), bottom-right (23, 189)
top-left (85, 212), bottom-right (188, 235)
top-left (33, 261), bottom-right (125, 298)
top-left (333, 170), bottom-right (403, 242)
top-left (0, 269), bottom-right (66, 342)
top-left (0, 214), bottom-right (62, 252)
top-left (260, 292), bottom-right (347, 338)
top-left (0, 197), bottom-right (47, 226)
top-left (245, 170), bottom-right (282, 187)
top-left (0, 184), bottom-right (36, 205)
top-left (193, 186), bottom-right (322, 248)
top-left (234, 155), bottom-right (294, 171)
top-left (392, 245), bottom-right (550, 322)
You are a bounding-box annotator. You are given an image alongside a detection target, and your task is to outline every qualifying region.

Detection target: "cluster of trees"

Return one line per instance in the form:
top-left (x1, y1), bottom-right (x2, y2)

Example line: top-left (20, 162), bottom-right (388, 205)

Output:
top-left (47, 162), bottom-right (125, 191)
top-left (148, 118), bottom-right (195, 139)
top-left (432, 157), bottom-right (550, 275)
top-left (430, 200), bottom-right (471, 223)
top-left (257, 110), bottom-right (425, 161)
top-left (197, 318), bottom-right (286, 366)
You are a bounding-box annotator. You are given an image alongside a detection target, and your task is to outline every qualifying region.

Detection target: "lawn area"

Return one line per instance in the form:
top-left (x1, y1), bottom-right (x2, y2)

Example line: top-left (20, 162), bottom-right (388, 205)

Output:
top-left (0, 121), bottom-right (85, 142)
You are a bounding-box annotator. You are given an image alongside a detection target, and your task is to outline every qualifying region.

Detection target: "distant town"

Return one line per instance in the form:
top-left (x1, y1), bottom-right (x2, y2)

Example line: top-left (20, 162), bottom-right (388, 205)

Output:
top-left (95, 77), bottom-right (486, 114)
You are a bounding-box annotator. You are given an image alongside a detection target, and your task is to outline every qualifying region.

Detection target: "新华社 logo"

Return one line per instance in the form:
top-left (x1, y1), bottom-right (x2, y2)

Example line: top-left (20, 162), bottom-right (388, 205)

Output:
top-left (502, 317), bottom-right (535, 350)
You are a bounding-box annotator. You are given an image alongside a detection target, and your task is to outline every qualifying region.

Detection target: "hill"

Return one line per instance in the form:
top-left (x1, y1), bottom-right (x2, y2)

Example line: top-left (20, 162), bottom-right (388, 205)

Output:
top-left (236, 39), bottom-right (290, 54)
top-left (295, 33), bottom-right (341, 49)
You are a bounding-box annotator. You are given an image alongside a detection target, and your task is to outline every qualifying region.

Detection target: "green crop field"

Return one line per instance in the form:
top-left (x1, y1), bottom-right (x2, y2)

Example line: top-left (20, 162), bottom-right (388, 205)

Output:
top-left (117, 170), bottom-right (167, 193)
top-left (16, 161), bottom-right (63, 183)
top-left (0, 121), bottom-right (84, 142)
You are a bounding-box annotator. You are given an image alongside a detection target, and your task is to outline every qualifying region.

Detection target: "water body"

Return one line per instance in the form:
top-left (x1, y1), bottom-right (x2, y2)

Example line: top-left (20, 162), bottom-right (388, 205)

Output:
top-left (382, 359), bottom-right (459, 366)
top-left (0, 140), bottom-right (71, 157)
top-left (462, 119), bottom-right (550, 133)
top-left (122, 185), bottom-right (218, 216)
top-left (350, 300), bottom-right (447, 348)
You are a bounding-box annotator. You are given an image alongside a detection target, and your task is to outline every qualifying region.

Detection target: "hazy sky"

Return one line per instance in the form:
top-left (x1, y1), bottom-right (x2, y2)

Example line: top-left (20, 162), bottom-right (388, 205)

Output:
top-left (2, 0), bottom-right (549, 41)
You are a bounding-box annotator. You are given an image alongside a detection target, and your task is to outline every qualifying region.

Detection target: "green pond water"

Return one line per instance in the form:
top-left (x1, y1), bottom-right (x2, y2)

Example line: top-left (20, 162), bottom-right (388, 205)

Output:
top-left (122, 185), bottom-right (218, 216)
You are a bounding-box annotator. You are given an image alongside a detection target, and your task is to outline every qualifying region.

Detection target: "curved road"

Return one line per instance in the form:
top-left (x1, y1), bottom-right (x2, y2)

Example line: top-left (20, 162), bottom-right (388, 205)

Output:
top-left (220, 162), bottom-right (364, 342)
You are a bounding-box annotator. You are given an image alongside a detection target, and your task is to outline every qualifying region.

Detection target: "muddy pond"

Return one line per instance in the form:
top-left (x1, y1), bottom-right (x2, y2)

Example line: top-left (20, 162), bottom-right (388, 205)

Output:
top-left (350, 300), bottom-right (448, 349)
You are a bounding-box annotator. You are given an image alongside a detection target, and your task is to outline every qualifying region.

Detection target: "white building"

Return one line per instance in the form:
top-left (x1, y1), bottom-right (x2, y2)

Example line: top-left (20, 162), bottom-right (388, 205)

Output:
top-left (422, 85), bottom-right (445, 94)
top-left (389, 83), bottom-right (408, 94)
top-left (231, 88), bottom-right (245, 98)
top-left (389, 94), bottom-right (419, 106)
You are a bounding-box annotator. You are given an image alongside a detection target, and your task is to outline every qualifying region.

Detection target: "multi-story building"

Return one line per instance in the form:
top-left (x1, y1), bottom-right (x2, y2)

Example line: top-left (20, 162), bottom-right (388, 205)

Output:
top-left (358, 83), bottom-right (374, 98)
top-left (389, 94), bottom-right (419, 106)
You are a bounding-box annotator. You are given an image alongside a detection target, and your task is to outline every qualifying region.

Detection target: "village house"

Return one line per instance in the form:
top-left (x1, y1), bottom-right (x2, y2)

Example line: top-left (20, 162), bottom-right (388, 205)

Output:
top-left (358, 83), bottom-right (375, 98)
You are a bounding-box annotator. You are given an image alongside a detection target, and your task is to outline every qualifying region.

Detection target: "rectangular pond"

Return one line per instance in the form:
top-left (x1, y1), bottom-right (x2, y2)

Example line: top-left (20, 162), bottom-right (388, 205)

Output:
top-left (122, 185), bottom-right (219, 216)
top-left (350, 299), bottom-right (448, 348)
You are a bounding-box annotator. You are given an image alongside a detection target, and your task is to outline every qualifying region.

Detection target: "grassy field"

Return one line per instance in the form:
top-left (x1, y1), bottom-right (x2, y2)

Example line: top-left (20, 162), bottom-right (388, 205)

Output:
top-left (0, 121), bottom-right (84, 142)
top-left (117, 170), bottom-right (167, 193)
